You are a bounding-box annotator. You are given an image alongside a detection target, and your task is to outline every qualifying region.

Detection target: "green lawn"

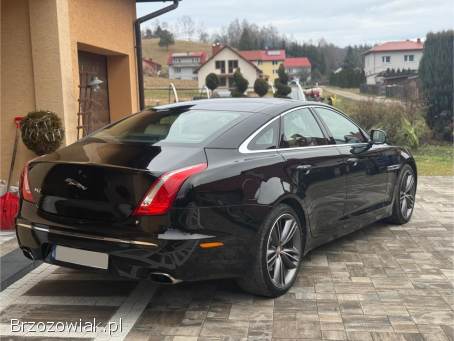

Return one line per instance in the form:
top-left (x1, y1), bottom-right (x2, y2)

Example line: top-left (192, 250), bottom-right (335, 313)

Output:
top-left (413, 145), bottom-right (453, 176)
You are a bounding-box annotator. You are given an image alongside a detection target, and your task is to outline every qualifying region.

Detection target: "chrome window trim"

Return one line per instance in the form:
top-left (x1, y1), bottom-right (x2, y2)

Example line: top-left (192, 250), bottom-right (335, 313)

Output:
top-left (239, 105), bottom-right (368, 154)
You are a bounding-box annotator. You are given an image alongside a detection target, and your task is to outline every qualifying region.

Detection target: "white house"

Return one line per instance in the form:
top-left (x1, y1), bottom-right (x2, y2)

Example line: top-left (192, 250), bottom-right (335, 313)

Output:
top-left (363, 39), bottom-right (423, 85)
top-left (195, 44), bottom-right (262, 90)
top-left (168, 52), bottom-right (207, 81)
top-left (284, 57), bottom-right (312, 82)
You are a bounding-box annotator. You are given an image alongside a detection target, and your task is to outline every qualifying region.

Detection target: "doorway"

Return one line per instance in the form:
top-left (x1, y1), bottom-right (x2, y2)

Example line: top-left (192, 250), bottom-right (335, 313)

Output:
top-left (78, 51), bottom-right (110, 137)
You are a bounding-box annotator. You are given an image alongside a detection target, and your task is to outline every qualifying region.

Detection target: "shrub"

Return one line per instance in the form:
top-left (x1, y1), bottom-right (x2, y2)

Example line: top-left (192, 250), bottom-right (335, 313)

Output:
top-left (334, 98), bottom-right (431, 150)
top-left (274, 64), bottom-right (291, 98)
top-left (231, 68), bottom-right (249, 97)
top-left (21, 111), bottom-right (64, 155)
top-left (205, 73), bottom-right (219, 91)
top-left (254, 78), bottom-right (269, 97)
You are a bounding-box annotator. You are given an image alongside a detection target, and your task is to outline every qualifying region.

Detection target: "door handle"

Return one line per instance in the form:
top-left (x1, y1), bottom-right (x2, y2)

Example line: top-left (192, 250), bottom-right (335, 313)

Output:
top-left (297, 164), bottom-right (312, 175)
top-left (347, 158), bottom-right (359, 167)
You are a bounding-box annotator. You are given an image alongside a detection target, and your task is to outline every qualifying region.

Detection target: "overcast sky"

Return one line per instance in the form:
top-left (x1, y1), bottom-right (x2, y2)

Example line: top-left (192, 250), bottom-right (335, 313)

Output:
top-left (137, 0), bottom-right (453, 47)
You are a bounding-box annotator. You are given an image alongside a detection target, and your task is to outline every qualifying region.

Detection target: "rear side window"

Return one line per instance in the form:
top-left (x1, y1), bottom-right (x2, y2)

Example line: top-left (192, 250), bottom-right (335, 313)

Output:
top-left (92, 109), bottom-right (243, 144)
top-left (315, 107), bottom-right (366, 144)
top-left (248, 120), bottom-right (279, 151)
top-left (280, 108), bottom-right (329, 148)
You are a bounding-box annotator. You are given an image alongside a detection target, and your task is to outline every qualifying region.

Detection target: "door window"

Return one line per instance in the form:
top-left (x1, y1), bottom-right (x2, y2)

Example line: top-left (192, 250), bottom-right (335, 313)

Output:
top-left (315, 107), bottom-right (367, 144)
top-left (280, 108), bottom-right (329, 148)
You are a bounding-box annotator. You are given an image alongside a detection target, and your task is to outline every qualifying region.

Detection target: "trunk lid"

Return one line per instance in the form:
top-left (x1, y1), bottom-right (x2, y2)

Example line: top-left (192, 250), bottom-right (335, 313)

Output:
top-left (28, 139), bottom-right (207, 222)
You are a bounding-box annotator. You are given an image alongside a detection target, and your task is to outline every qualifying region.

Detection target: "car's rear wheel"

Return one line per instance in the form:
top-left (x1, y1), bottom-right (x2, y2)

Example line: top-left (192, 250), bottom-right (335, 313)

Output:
top-left (387, 164), bottom-right (416, 224)
top-left (236, 204), bottom-right (304, 297)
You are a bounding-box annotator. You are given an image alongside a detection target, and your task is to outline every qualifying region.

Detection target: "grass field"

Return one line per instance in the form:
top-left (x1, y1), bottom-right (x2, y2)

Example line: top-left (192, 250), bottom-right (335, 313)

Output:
top-left (142, 38), bottom-right (212, 73)
top-left (413, 144), bottom-right (453, 176)
top-left (142, 38), bottom-right (209, 104)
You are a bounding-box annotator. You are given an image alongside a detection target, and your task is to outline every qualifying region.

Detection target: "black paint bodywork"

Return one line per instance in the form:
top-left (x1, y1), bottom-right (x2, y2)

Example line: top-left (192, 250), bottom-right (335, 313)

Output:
top-left (16, 98), bottom-right (417, 282)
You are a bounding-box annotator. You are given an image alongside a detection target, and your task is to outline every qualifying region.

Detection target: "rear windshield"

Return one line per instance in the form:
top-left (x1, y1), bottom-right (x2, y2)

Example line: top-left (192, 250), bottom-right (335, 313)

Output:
top-left (91, 109), bottom-right (244, 144)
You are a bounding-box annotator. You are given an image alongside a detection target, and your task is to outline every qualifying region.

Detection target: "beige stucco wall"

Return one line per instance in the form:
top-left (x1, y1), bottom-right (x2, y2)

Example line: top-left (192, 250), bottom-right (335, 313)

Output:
top-left (1, 0), bottom-right (139, 185)
top-left (1, 0), bottom-right (37, 184)
top-left (197, 48), bottom-right (261, 90)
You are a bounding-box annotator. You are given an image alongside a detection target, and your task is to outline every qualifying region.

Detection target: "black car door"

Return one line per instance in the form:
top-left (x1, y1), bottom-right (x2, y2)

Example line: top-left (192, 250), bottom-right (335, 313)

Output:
top-left (277, 107), bottom-right (347, 240)
top-left (313, 106), bottom-right (389, 230)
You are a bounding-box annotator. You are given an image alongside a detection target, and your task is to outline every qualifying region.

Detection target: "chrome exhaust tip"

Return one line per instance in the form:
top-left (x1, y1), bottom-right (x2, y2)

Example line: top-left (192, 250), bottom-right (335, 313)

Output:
top-left (149, 272), bottom-right (181, 284)
top-left (21, 247), bottom-right (35, 260)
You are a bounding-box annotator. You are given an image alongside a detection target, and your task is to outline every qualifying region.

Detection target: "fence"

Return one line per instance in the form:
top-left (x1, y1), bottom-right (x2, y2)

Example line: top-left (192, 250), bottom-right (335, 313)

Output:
top-left (143, 85), bottom-right (263, 107)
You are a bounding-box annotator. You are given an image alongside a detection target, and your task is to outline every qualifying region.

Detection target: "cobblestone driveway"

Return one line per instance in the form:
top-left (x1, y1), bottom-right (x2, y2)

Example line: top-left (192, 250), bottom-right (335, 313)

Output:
top-left (0, 176), bottom-right (453, 341)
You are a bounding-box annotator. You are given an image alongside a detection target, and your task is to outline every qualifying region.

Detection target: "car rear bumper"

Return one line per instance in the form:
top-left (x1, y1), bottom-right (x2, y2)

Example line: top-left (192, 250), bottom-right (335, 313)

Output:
top-left (15, 219), bottom-right (248, 282)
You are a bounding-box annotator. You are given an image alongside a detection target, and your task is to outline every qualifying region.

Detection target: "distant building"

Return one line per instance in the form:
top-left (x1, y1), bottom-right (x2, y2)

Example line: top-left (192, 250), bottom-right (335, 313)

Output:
top-left (195, 44), bottom-right (262, 90)
top-left (284, 57), bottom-right (312, 82)
top-left (363, 39), bottom-right (423, 85)
top-left (240, 49), bottom-right (286, 83)
top-left (143, 58), bottom-right (162, 76)
top-left (168, 52), bottom-right (207, 80)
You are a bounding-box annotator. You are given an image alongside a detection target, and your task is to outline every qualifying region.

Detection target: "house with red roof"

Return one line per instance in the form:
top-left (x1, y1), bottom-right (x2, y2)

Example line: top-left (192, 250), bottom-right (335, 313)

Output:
top-left (168, 51), bottom-right (208, 80)
top-left (363, 39), bottom-right (424, 85)
top-left (195, 43), bottom-right (262, 90)
top-left (143, 58), bottom-right (162, 77)
top-left (284, 57), bottom-right (312, 82)
top-left (240, 49), bottom-right (286, 83)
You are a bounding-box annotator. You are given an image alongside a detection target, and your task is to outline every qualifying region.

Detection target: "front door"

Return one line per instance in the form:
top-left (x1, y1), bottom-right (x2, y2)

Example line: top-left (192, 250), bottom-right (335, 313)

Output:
top-left (313, 107), bottom-right (388, 230)
top-left (277, 107), bottom-right (347, 240)
top-left (78, 51), bottom-right (110, 136)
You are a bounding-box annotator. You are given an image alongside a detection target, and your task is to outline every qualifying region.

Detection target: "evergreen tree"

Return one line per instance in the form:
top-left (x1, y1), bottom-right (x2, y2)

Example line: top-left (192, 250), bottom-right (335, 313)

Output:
top-left (238, 28), bottom-right (255, 50)
top-left (274, 64), bottom-right (291, 98)
top-left (419, 30), bottom-right (454, 141)
top-left (254, 78), bottom-right (269, 97)
top-left (158, 30), bottom-right (175, 50)
top-left (205, 73), bottom-right (219, 91)
top-left (231, 68), bottom-right (249, 97)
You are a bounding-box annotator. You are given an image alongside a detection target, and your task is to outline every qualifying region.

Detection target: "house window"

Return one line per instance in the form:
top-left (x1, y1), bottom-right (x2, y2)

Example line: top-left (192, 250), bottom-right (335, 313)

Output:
top-left (175, 67), bottom-right (181, 73)
top-left (382, 56), bottom-right (391, 63)
top-left (272, 60), bottom-right (279, 65)
top-left (257, 60), bottom-right (263, 65)
top-left (215, 60), bottom-right (226, 74)
top-left (404, 55), bottom-right (415, 62)
top-left (228, 60), bottom-right (238, 73)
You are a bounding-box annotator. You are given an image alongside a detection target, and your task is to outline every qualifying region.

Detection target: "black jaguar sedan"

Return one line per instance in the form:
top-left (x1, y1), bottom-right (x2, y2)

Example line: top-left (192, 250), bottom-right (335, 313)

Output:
top-left (16, 98), bottom-right (417, 297)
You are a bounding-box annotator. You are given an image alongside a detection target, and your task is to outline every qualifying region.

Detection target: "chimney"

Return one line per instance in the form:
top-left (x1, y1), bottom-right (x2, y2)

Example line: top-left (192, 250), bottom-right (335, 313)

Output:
top-left (212, 42), bottom-right (222, 56)
top-left (417, 38), bottom-right (421, 44)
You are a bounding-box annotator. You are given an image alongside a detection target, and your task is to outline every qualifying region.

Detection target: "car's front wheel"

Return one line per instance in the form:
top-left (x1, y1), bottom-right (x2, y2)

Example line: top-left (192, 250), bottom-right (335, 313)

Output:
top-left (236, 204), bottom-right (304, 297)
top-left (387, 164), bottom-right (417, 224)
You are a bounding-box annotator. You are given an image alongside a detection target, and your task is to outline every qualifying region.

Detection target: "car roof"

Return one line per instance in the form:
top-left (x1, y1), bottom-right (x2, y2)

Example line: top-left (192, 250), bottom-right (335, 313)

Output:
top-left (154, 98), bottom-right (331, 116)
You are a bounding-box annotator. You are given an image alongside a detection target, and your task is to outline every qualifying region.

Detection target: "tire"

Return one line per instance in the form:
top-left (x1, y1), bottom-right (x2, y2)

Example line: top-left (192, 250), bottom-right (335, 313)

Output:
top-left (236, 204), bottom-right (304, 297)
top-left (387, 164), bottom-right (417, 225)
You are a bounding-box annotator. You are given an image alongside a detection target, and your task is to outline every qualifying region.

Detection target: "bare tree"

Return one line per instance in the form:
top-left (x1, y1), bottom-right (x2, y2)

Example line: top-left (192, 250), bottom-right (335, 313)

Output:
top-left (180, 16), bottom-right (195, 41)
top-left (197, 21), bottom-right (209, 43)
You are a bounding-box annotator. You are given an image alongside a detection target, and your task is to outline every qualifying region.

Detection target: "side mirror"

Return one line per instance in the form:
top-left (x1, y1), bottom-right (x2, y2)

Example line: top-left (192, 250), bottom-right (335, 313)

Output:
top-left (370, 129), bottom-right (387, 144)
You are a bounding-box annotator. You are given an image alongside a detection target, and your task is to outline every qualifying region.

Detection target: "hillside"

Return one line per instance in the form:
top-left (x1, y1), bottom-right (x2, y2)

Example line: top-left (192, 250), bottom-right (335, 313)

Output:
top-left (142, 38), bottom-right (212, 72)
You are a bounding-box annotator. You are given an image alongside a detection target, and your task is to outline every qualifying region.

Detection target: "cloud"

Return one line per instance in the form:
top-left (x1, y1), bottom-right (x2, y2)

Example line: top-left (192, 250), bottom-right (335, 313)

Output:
top-left (137, 0), bottom-right (454, 46)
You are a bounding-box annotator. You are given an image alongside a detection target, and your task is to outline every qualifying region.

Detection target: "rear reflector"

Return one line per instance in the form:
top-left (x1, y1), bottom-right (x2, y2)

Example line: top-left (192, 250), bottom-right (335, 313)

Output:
top-left (20, 163), bottom-right (35, 203)
top-left (133, 163), bottom-right (207, 216)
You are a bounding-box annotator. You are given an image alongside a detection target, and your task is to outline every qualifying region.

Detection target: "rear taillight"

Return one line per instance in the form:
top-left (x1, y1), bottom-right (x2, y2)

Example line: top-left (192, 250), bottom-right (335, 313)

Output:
top-left (133, 163), bottom-right (207, 216)
top-left (20, 163), bottom-right (35, 203)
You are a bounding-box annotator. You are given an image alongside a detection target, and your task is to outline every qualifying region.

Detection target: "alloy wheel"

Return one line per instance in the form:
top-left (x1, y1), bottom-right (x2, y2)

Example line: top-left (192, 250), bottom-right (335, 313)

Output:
top-left (266, 213), bottom-right (302, 288)
top-left (400, 171), bottom-right (416, 219)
